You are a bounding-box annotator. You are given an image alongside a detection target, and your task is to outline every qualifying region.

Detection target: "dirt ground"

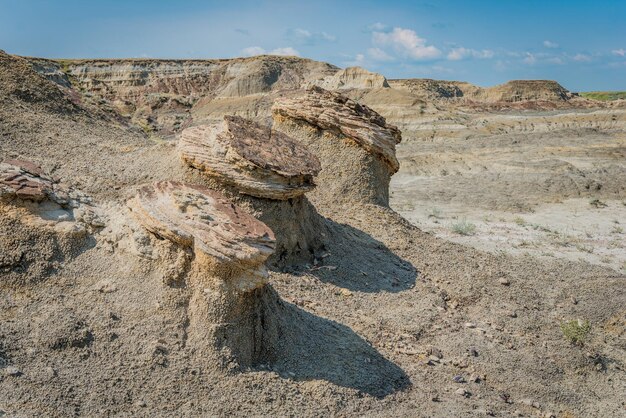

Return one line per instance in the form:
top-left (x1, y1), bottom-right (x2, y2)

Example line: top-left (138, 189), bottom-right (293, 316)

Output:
top-left (1, 53), bottom-right (625, 417)
top-left (391, 108), bottom-right (626, 275)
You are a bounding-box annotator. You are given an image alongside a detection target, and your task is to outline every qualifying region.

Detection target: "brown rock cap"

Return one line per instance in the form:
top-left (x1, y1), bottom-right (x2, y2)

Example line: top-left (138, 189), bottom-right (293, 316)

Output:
top-left (272, 86), bottom-right (402, 173)
top-left (179, 115), bottom-right (321, 200)
top-left (0, 159), bottom-right (54, 202)
top-left (128, 181), bottom-right (275, 283)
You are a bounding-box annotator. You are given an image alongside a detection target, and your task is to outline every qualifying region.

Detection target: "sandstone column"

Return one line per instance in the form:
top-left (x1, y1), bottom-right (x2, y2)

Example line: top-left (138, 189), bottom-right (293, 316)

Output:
top-left (127, 181), bottom-right (277, 367)
top-left (272, 86), bottom-right (402, 207)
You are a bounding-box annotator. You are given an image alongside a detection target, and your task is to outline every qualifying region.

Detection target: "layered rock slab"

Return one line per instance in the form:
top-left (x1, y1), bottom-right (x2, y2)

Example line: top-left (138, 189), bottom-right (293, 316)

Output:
top-left (180, 116), bottom-right (327, 269)
top-left (127, 181), bottom-right (278, 365)
top-left (1, 159), bottom-right (56, 202)
top-left (272, 87), bottom-right (402, 206)
top-left (179, 115), bottom-right (320, 200)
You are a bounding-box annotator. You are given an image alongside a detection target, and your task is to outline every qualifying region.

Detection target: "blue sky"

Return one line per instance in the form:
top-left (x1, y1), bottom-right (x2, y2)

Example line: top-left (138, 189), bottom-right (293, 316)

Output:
top-left (1, 0), bottom-right (625, 90)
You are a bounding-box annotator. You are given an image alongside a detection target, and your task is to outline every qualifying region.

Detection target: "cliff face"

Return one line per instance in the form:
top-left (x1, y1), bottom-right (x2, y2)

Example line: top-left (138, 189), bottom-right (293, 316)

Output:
top-left (389, 78), bottom-right (575, 103)
top-left (23, 54), bottom-right (611, 140)
top-left (27, 56), bottom-right (339, 136)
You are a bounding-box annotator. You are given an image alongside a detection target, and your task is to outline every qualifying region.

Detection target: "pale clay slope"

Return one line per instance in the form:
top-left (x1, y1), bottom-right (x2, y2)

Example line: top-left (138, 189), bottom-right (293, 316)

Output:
top-left (0, 51), bottom-right (625, 417)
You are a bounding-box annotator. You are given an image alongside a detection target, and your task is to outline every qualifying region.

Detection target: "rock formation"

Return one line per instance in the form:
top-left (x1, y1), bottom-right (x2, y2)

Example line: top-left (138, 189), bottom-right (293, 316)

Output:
top-left (0, 159), bottom-right (104, 285)
top-left (272, 86), bottom-right (402, 206)
top-left (127, 181), bottom-right (277, 366)
top-left (311, 66), bottom-right (390, 90)
top-left (0, 159), bottom-right (102, 228)
top-left (180, 116), bottom-right (320, 200)
top-left (179, 116), bottom-right (326, 268)
top-left (1, 159), bottom-right (56, 202)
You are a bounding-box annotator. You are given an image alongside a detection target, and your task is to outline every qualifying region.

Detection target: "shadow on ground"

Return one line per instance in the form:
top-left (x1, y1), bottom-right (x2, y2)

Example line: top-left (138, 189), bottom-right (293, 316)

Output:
top-left (263, 293), bottom-right (411, 398)
top-left (298, 219), bottom-right (418, 293)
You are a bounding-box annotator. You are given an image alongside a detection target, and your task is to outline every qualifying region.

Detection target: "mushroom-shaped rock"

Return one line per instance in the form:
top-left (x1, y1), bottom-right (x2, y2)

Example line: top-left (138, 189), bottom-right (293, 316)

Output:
top-left (1, 159), bottom-right (55, 202)
top-left (179, 115), bottom-right (321, 200)
top-left (180, 117), bottom-right (327, 269)
top-left (127, 181), bottom-right (278, 365)
top-left (272, 87), bottom-right (402, 206)
top-left (128, 181), bottom-right (275, 290)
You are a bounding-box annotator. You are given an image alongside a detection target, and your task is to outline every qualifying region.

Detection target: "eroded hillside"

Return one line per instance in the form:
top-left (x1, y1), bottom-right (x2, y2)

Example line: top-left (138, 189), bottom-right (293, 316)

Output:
top-left (1, 51), bottom-right (625, 417)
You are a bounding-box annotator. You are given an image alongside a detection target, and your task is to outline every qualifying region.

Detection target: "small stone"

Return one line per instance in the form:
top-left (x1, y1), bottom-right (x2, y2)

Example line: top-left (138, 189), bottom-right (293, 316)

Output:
top-left (469, 373), bottom-right (481, 383)
top-left (464, 322), bottom-right (476, 328)
top-left (428, 347), bottom-right (443, 359)
top-left (4, 366), bottom-right (21, 377)
top-left (455, 388), bottom-right (469, 397)
top-left (498, 277), bottom-right (511, 286)
top-left (570, 296), bottom-right (578, 305)
top-left (96, 280), bottom-right (118, 294)
top-left (45, 366), bottom-right (57, 379)
top-left (453, 375), bottom-right (466, 383)
top-left (508, 311), bottom-right (518, 318)
top-left (339, 288), bottom-right (353, 297)
top-left (468, 347), bottom-right (478, 357)
top-left (431, 394), bottom-right (440, 402)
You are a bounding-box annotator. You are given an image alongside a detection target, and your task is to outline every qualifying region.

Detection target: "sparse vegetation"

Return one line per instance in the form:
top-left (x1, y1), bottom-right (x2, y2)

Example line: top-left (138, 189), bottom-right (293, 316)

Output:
top-left (451, 219), bottom-right (476, 236)
top-left (579, 91), bottom-right (626, 101)
top-left (428, 207), bottom-right (443, 219)
top-left (589, 199), bottom-right (607, 208)
top-left (529, 223), bottom-right (554, 233)
top-left (514, 216), bottom-right (526, 226)
top-left (560, 319), bottom-right (591, 346)
top-left (575, 243), bottom-right (594, 254)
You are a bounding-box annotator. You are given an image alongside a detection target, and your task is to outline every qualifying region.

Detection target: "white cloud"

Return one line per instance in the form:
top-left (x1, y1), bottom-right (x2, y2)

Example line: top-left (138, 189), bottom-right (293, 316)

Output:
top-left (572, 53), bottom-right (591, 62)
top-left (289, 28), bottom-right (336, 44)
top-left (612, 48), bottom-right (626, 57)
top-left (269, 47), bottom-right (300, 56)
top-left (367, 47), bottom-right (394, 61)
top-left (343, 53), bottom-right (367, 67)
top-left (447, 47), bottom-right (494, 61)
top-left (372, 27), bottom-right (441, 60)
top-left (547, 56), bottom-right (565, 65)
top-left (241, 46), bottom-right (266, 56)
top-left (241, 46), bottom-right (300, 57)
top-left (367, 22), bottom-right (387, 32)
top-left (522, 52), bottom-right (537, 65)
top-left (543, 40), bottom-right (559, 49)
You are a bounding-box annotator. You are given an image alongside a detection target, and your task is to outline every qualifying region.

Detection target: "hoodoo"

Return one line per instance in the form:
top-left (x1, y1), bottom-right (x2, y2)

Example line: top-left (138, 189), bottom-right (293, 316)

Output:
top-left (127, 181), bottom-right (277, 366)
top-left (179, 115), bottom-right (327, 268)
top-left (272, 86), bottom-right (402, 206)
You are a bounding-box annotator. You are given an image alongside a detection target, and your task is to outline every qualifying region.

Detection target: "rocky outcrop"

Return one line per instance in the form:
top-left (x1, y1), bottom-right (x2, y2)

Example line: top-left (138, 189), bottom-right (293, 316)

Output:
top-left (479, 80), bottom-right (574, 103)
top-left (179, 115), bottom-right (320, 200)
top-left (127, 181), bottom-right (277, 365)
top-left (0, 159), bottom-right (103, 229)
top-left (388, 78), bottom-right (575, 103)
top-left (272, 87), bottom-right (402, 206)
top-left (0, 51), bottom-right (77, 112)
top-left (1, 159), bottom-right (55, 202)
top-left (28, 56), bottom-right (339, 136)
top-left (0, 160), bottom-right (104, 285)
top-left (180, 116), bottom-right (327, 268)
top-left (312, 67), bottom-right (389, 90)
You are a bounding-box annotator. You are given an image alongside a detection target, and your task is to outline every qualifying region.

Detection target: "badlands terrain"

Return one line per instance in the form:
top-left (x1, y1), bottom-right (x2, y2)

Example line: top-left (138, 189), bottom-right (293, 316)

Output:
top-left (0, 50), bottom-right (625, 417)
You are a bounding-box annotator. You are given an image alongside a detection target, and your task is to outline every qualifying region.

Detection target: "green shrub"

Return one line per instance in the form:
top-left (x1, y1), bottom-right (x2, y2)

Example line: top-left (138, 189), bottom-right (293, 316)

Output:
top-left (560, 319), bottom-right (591, 346)
top-left (451, 220), bottom-right (476, 236)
